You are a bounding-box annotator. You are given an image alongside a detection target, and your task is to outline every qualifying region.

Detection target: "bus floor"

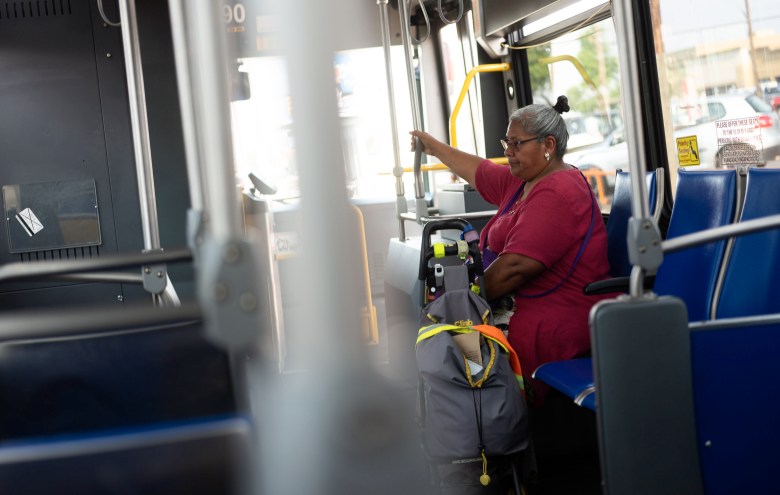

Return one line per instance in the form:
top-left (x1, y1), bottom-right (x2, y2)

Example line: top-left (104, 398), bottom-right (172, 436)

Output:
top-left (526, 389), bottom-right (602, 495)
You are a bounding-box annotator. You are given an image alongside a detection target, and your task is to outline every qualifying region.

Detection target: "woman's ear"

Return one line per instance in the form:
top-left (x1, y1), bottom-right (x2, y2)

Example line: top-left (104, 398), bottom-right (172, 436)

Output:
top-left (544, 135), bottom-right (557, 157)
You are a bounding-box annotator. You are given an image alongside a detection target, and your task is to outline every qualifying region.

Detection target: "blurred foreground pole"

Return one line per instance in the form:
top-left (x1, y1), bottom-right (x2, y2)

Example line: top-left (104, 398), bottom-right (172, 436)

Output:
top-left (258, 1), bottom-right (428, 494)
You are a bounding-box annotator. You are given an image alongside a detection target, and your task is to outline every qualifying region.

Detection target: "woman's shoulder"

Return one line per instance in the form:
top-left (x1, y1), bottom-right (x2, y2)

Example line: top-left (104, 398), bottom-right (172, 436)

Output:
top-left (477, 158), bottom-right (511, 177)
top-left (530, 168), bottom-right (593, 209)
top-left (476, 159), bottom-right (521, 193)
top-left (542, 167), bottom-right (592, 192)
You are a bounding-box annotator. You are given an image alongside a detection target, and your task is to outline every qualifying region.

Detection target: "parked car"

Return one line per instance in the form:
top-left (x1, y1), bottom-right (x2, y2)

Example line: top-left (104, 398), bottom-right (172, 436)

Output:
top-left (763, 87), bottom-right (780, 111)
top-left (681, 93), bottom-right (780, 167)
top-left (565, 112), bottom-right (608, 150)
top-left (565, 92), bottom-right (780, 175)
top-left (565, 127), bottom-right (628, 196)
top-left (564, 111), bottom-right (622, 150)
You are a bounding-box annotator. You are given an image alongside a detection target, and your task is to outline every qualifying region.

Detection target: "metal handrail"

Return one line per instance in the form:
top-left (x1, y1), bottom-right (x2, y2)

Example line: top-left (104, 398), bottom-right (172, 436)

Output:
top-left (0, 249), bottom-right (192, 283)
top-left (118, 0), bottom-right (161, 252)
top-left (612, 0), bottom-right (656, 298)
top-left (377, 0), bottom-right (408, 240)
top-left (662, 213), bottom-right (780, 254)
top-left (0, 303), bottom-right (202, 342)
top-left (168, 0), bottom-right (205, 213)
top-left (394, 63), bottom-right (515, 233)
top-left (402, 164), bottom-right (611, 206)
top-left (539, 55), bottom-right (611, 130)
top-left (399, 0), bottom-right (425, 207)
top-left (351, 205), bottom-right (379, 345)
top-left (450, 63), bottom-right (510, 159)
top-left (400, 210), bottom-right (497, 223)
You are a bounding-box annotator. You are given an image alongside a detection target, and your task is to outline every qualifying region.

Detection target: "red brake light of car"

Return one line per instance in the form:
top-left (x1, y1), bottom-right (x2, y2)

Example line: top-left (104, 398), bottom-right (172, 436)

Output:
top-left (758, 115), bottom-right (774, 128)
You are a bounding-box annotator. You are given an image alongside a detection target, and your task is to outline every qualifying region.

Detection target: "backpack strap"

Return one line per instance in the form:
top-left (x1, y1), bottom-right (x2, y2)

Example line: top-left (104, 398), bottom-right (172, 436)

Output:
top-left (473, 324), bottom-right (525, 396)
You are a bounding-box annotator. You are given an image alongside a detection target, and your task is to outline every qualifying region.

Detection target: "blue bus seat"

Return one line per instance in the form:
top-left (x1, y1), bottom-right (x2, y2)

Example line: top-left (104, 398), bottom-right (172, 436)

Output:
top-left (537, 169), bottom-right (738, 409)
top-left (531, 358), bottom-right (594, 407)
top-left (0, 415), bottom-right (253, 494)
top-left (0, 318), bottom-right (236, 441)
top-left (535, 169), bottom-right (661, 408)
top-left (578, 389), bottom-right (595, 410)
top-left (690, 169), bottom-right (780, 492)
top-left (605, 169), bottom-right (662, 277)
top-left (690, 317), bottom-right (780, 494)
top-left (653, 168), bottom-right (739, 321)
top-left (716, 167), bottom-right (780, 318)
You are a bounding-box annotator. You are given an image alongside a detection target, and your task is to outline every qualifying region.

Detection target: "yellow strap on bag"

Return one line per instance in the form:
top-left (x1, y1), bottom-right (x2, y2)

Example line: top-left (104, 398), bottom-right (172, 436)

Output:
top-left (417, 324), bottom-right (497, 388)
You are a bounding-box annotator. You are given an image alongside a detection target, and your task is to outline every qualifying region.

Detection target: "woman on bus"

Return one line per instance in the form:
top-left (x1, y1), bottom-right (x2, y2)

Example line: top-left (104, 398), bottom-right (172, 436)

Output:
top-left (410, 96), bottom-right (611, 406)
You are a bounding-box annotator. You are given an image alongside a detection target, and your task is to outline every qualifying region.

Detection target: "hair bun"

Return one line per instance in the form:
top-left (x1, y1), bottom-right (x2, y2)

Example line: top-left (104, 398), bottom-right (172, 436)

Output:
top-left (553, 95), bottom-right (570, 114)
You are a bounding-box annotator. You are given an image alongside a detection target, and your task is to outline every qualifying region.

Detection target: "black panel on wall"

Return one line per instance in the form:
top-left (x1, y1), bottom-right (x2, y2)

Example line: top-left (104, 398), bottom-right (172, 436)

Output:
top-left (0, 0), bottom-right (146, 308)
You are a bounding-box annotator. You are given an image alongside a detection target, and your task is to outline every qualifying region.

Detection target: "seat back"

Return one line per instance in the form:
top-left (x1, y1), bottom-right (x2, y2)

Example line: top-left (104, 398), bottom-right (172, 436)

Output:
top-left (0, 415), bottom-right (252, 494)
top-left (606, 170), bottom-right (661, 277)
top-left (0, 319), bottom-right (236, 441)
top-left (653, 168), bottom-right (739, 321)
top-left (590, 296), bottom-right (703, 494)
top-left (715, 167), bottom-right (780, 318)
top-left (690, 316), bottom-right (780, 494)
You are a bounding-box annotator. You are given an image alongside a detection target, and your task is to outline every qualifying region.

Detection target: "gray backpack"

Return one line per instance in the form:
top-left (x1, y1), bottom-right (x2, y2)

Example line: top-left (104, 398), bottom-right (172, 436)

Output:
top-left (416, 284), bottom-right (529, 466)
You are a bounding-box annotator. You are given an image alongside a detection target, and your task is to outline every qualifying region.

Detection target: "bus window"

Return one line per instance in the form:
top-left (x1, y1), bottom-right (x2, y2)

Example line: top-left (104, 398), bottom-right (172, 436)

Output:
top-left (230, 57), bottom-right (297, 200)
top-left (428, 14), bottom-right (485, 192)
top-left (230, 46), bottom-right (414, 202)
top-left (526, 18), bottom-right (626, 211)
top-left (651, 0), bottom-right (780, 188)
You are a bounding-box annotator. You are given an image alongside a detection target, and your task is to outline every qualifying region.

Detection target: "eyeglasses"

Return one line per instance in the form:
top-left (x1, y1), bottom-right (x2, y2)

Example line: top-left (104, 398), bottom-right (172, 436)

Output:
top-left (500, 136), bottom-right (540, 151)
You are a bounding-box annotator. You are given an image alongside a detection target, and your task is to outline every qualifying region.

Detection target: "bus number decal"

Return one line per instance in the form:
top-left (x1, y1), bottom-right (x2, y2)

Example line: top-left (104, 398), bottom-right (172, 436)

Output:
top-left (224, 3), bottom-right (246, 30)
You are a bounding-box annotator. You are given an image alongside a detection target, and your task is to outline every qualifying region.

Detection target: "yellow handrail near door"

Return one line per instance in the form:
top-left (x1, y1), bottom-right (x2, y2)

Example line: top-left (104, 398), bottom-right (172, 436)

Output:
top-left (450, 63), bottom-right (510, 162)
top-left (404, 63), bottom-right (511, 173)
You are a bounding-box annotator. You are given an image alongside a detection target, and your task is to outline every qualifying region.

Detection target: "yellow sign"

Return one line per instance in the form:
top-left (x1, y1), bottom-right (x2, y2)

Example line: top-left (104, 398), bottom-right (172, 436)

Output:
top-left (677, 135), bottom-right (700, 167)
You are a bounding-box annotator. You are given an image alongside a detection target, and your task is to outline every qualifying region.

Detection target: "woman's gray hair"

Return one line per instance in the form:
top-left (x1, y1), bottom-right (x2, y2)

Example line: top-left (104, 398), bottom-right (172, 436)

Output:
top-left (509, 95), bottom-right (570, 158)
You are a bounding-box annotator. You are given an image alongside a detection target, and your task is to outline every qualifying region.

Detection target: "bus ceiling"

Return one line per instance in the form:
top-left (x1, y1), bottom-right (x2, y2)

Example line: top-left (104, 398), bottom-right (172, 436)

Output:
top-left (471, 0), bottom-right (613, 58)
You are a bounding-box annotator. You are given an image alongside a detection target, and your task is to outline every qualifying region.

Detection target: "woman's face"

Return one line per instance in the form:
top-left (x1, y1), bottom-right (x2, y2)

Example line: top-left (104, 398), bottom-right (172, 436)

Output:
top-left (503, 121), bottom-right (547, 181)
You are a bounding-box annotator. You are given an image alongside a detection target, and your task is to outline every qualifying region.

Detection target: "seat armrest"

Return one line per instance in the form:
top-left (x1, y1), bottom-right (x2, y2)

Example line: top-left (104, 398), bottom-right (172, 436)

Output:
top-left (584, 275), bottom-right (655, 295)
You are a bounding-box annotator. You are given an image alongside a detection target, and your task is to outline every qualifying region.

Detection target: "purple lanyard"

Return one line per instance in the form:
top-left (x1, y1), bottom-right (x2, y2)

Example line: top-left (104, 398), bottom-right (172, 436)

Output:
top-left (480, 183), bottom-right (524, 255)
top-left (518, 187), bottom-right (597, 298)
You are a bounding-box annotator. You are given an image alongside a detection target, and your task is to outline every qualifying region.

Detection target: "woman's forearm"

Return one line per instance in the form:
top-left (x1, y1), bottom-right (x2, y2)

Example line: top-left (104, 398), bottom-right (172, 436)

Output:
top-left (483, 253), bottom-right (546, 301)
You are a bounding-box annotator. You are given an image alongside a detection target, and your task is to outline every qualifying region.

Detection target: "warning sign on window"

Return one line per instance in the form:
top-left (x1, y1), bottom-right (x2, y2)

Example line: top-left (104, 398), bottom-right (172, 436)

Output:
top-left (715, 117), bottom-right (763, 166)
top-left (676, 135), bottom-right (700, 167)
